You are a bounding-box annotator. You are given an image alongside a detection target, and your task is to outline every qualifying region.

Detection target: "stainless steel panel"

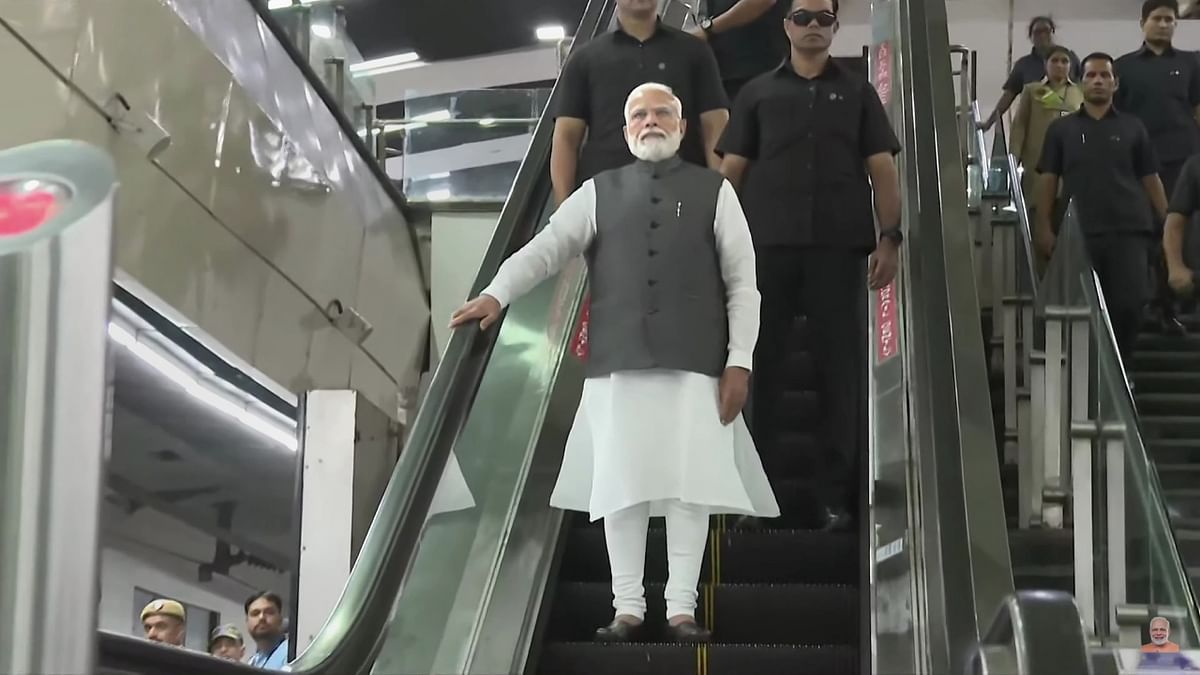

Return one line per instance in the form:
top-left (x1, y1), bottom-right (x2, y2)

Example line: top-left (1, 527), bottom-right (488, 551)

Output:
top-left (2, 0), bottom-right (429, 421)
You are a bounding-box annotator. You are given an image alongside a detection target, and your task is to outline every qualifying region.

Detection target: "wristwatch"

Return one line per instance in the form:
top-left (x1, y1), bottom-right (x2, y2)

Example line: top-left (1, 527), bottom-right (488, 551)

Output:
top-left (700, 17), bottom-right (715, 36)
top-left (879, 228), bottom-right (904, 245)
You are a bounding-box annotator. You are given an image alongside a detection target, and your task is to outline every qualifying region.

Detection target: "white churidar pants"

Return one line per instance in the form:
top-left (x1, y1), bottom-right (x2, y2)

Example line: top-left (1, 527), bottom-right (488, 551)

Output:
top-left (604, 499), bottom-right (710, 620)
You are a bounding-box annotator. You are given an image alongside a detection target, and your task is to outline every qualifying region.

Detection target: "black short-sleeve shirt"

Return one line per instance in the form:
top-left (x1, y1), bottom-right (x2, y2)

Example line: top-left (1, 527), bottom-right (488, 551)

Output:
top-left (553, 20), bottom-right (728, 183)
top-left (716, 58), bottom-right (901, 250)
top-left (706, 0), bottom-right (790, 82)
top-left (1168, 154), bottom-right (1200, 216)
top-left (1004, 47), bottom-right (1083, 95)
top-left (1037, 107), bottom-right (1159, 234)
top-left (1114, 45), bottom-right (1200, 164)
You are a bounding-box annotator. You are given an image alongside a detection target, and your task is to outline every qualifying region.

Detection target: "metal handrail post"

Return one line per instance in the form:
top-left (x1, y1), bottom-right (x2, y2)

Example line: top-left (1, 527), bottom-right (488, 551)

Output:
top-left (0, 141), bottom-right (117, 675)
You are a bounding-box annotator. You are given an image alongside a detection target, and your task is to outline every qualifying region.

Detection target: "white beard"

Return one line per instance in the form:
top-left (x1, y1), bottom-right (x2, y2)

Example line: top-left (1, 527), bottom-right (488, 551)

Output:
top-left (627, 129), bottom-right (683, 162)
top-left (1152, 635), bottom-right (1168, 646)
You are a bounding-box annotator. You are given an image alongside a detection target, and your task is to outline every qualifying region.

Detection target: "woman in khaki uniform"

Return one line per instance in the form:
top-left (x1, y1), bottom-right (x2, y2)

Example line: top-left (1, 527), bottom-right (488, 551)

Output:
top-left (1010, 45), bottom-right (1082, 273)
top-left (1010, 45), bottom-right (1083, 210)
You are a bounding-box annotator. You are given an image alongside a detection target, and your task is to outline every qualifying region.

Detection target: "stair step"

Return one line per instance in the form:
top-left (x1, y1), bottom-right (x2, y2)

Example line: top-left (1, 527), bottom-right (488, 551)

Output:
top-left (560, 528), bottom-right (857, 585)
top-left (1147, 438), bottom-right (1200, 464)
top-left (537, 643), bottom-right (859, 675)
top-left (544, 582), bottom-right (859, 645)
top-left (1136, 393), bottom-right (1200, 416)
top-left (1156, 464), bottom-right (1200, 491)
top-left (1142, 417), bottom-right (1200, 440)
top-left (1133, 351), bottom-right (1200, 372)
top-left (1134, 372), bottom-right (1200, 395)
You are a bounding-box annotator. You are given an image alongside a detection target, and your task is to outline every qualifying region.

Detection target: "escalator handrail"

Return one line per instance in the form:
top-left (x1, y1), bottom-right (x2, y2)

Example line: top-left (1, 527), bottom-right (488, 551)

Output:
top-left (970, 591), bottom-right (1094, 675)
top-left (244, 0), bottom-right (428, 294)
top-left (1004, 150), bottom-right (1040, 298)
top-left (95, 2), bottom-right (616, 674)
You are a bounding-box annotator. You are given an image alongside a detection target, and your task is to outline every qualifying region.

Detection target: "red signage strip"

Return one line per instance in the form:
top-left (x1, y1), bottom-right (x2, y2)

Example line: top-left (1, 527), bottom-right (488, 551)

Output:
top-left (876, 280), bottom-right (898, 362)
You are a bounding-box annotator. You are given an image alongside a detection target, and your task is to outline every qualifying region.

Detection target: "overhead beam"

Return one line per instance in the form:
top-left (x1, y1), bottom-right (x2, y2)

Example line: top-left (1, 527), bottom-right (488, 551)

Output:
top-left (362, 45), bottom-right (560, 105)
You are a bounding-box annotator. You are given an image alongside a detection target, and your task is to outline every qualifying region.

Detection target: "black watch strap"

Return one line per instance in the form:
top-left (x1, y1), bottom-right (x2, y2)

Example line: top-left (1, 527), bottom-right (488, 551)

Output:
top-left (879, 228), bottom-right (903, 245)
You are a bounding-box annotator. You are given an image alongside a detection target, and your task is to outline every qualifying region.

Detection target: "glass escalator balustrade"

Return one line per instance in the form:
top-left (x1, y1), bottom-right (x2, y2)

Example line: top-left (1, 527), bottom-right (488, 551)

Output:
top-left (976, 90), bottom-right (1200, 652)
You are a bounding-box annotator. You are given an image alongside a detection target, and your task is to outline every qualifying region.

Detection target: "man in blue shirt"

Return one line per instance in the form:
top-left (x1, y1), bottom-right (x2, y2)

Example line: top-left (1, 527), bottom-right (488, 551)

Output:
top-left (245, 591), bottom-right (289, 669)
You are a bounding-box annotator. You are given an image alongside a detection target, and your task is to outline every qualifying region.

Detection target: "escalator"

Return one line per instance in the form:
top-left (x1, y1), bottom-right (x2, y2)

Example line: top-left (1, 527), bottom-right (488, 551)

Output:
top-left (86, 0), bottom-right (1098, 674)
top-left (535, 317), bottom-right (860, 674)
top-left (967, 94), bottom-right (1200, 647)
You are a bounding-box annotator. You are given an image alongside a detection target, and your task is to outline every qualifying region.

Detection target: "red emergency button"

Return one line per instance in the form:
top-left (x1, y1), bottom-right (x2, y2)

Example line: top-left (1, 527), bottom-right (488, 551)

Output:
top-left (0, 180), bottom-right (66, 237)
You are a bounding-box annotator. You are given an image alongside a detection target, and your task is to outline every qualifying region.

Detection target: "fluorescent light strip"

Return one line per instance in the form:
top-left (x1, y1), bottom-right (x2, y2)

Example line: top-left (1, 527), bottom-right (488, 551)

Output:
top-left (349, 51), bottom-right (420, 74)
top-left (266, 0), bottom-right (295, 9)
top-left (412, 109), bottom-right (451, 122)
top-left (536, 25), bottom-right (566, 41)
top-left (107, 322), bottom-right (299, 452)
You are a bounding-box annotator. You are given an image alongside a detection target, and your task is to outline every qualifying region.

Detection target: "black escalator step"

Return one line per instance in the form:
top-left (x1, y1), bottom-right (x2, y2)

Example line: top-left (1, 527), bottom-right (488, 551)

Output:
top-left (1014, 565), bottom-right (1074, 593)
top-left (786, 350), bottom-right (815, 383)
top-left (1136, 393), bottom-right (1200, 416)
top-left (1147, 438), bottom-right (1200, 464)
top-left (775, 390), bottom-right (820, 431)
top-left (536, 643), bottom-right (695, 675)
top-left (711, 583), bottom-right (858, 645)
top-left (1156, 464), bottom-right (1200, 491)
top-left (718, 530), bottom-right (857, 585)
top-left (559, 529), bottom-right (857, 584)
top-left (1137, 334), bottom-right (1200, 351)
top-left (709, 644), bottom-right (859, 674)
top-left (1008, 528), bottom-right (1072, 568)
top-left (1133, 351), bottom-right (1200, 371)
top-left (544, 582), bottom-right (858, 645)
top-left (1135, 372), bottom-right (1200, 395)
top-left (537, 643), bottom-right (859, 675)
top-left (1142, 416), bottom-right (1200, 440)
top-left (766, 433), bottom-right (819, 473)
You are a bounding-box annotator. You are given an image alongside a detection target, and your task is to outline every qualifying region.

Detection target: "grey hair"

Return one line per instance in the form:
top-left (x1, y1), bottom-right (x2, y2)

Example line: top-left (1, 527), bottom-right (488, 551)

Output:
top-left (624, 82), bottom-right (684, 122)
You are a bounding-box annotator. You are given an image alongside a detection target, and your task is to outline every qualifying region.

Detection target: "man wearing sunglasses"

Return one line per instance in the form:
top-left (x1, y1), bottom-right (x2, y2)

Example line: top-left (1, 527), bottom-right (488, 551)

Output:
top-left (551, 0), bottom-right (730, 206)
top-left (717, 0), bottom-right (902, 532)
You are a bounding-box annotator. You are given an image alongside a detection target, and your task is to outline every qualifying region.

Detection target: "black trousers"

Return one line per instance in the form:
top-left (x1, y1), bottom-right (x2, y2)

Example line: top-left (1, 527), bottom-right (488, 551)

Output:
top-left (750, 246), bottom-right (868, 516)
top-left (1085, 233), bottom-right (1151, 364)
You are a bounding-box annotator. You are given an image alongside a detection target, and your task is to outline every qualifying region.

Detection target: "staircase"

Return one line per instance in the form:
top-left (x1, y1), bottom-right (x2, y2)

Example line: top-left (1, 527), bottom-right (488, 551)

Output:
top-left (534, 317), bottom-right (863, 674)
top-left (1135, 314), bottom-right (1200, 597)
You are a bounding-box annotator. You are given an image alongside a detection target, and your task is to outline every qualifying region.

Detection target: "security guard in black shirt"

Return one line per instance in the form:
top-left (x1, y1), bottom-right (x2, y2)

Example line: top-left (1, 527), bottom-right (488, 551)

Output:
top-left (687, 0), bottom-right (791, 101)
top-left (1164, 154), bottom-right (1200, 298)
top-left (1115, 0), bottom-right (1200, 333)
top-left (717, 0), bottom-right (901, 531)
top-left (550, 0), bottom-right (730, 205)
top-left (1035, 52), bottom-right (1171, 362)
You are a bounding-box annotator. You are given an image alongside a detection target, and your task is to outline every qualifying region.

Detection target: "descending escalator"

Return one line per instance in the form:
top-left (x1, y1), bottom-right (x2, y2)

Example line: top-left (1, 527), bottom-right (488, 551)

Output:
top-left (90, 0), bottom-right (1057, 674)
top-left (1134, 318), bottom-right (1200, 597)
top-left (535, 317), bottom-right (861, 674)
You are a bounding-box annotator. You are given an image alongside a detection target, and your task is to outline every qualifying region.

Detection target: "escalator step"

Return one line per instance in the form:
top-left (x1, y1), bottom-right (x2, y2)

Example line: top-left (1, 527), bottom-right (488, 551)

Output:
top-left (1137, 393), bottom-right (1200, 416)
top-left (1133, 351), bottom-right (1200, 371)
top-left (558, 528), bottom-right (857, 584)
top-left (1146, 438), bottom-right (1200, 463)
top-left (1134, 372), bottom-right (1200, 395)
top-left (544, 582), bottom-right (858, 645)
top-left (1136, 334), bottom-right (1200, 352)
top-left (537, 643), bottom-right (859, 675)
top-left (1142, 416), bottom-right (1200, 439)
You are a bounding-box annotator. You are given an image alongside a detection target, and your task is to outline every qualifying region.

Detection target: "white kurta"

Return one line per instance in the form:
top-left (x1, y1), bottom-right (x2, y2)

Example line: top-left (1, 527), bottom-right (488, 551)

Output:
top-left (483, 177), bottom-right (780, 521)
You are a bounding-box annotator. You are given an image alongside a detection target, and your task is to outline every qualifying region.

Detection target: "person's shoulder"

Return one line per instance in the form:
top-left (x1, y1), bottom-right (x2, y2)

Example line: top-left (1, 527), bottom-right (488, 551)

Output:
top-left (1114, 49), bottom-right (1142, 66)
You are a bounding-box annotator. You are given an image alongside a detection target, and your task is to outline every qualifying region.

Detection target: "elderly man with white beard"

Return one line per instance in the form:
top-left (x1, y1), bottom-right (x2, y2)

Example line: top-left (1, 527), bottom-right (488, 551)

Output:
top-left (451, 82), bottom-right (779, 643)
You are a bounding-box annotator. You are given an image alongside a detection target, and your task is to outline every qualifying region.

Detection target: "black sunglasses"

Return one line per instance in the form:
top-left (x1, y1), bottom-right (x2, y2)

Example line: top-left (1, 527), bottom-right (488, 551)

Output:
top-left (788, 9), bottom-right (837, 27)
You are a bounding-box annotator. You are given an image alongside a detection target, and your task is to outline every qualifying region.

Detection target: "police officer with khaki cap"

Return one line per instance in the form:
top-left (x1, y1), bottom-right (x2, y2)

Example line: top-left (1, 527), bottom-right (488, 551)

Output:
top-left (140, 598), bottom-right (186, 647)
top-left (209, 623), bottom-right (246, 662)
